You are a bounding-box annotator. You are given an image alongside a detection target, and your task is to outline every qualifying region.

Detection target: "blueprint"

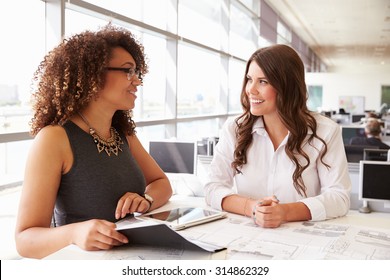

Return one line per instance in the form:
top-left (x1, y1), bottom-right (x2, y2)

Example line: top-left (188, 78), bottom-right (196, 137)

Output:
top-left (178, 216), bottom-right (390, 260)
top-left (44, 203), bottom-right (390, 260)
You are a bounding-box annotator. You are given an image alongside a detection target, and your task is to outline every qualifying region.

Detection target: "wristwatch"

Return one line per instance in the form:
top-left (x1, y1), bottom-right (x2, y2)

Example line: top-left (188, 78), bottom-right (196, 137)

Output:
top-left (143, 193), bottom-right (154, 208)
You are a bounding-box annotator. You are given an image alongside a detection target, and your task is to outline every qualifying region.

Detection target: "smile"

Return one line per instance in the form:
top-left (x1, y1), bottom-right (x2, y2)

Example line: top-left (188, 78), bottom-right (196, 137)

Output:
top-left (127, 90), bottom-right (137, 97)
top-left (250, 98), bottom-right (264, 104)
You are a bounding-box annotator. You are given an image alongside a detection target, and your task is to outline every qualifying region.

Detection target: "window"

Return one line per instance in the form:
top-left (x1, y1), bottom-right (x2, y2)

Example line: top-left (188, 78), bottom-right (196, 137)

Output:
top-left (229, 3), bottom-right (258, 59)
top-left (307, 85), bottom-right (323, 112)
top-left (0, 0), bottom-right (322, 187)
top-left (177, 119), bottom-right (220, 141)
top-left (177, 43), bottom-right (223, 117)
top-left (238, 0), bottom-right (260, 15)
top-left (83, 0), bottom-right (173, 31)
top-left (178, 0), bottom-right (225, 50)
top-left (277, 20), bottom-right (291, 45)
top-left (137, 124), bottom-right (166, 147)
top-left (134, 34), bottom-right (169, 120)
top-left (65, 8), bottom-right (108, 36)
top-left (0, 0), bottom-right (45, 185)
top-left (228, 58), bottom-right (246, 113)
top-left (0, 0), bottom-right (45, 133)
top-left (381, 86), bottom-right (390, 114)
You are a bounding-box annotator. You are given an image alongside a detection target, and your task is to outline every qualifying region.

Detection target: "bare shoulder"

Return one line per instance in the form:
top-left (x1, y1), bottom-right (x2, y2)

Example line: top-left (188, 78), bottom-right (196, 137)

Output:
top-left (125, 134), bottom-right (151, 159)
top-left (125, 133), bottom-right (142, 147)
top-left (31, 125), bottom-right (70, 156)
top-left (34, 125), bottom-right (68, 144)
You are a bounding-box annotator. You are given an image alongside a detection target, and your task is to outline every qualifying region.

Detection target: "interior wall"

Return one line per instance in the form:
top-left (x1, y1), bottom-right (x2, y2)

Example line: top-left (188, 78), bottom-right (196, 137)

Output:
top-left (306, 64), bottom-right (390, 113)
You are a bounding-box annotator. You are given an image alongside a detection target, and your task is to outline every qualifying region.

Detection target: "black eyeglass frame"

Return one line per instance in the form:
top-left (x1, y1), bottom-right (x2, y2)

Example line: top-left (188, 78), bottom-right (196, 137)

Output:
top-left (105, 67), bottom-right (142, 81)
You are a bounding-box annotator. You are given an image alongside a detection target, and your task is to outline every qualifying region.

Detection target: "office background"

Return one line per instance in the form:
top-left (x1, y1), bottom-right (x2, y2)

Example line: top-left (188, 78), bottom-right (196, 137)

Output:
top-left (0, 0), bottom-right (390, 259)
top-left (1, 0), bottom-right (390, 187)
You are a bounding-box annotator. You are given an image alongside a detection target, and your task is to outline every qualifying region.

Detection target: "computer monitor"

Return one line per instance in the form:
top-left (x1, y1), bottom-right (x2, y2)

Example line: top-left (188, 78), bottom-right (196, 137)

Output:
top-left (149, 141), bottom-right (196, 174)
top-left (363, 148), bottom-right (390, 161)
top-left (332, 113), bottom-right (351, 125)
top-left (344, 145), bottom-right (378, 163)
top-left (359, 161), bottom-right (390, 203)
top-left (351, 114), bottom-right (365, 123)
top-left (341, 126), bottom-right (365, 144)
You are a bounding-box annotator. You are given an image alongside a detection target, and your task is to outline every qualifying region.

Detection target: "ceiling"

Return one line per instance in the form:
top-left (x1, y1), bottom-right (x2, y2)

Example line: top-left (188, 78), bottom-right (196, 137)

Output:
top-left (264, 0), bottom-right (390, 69)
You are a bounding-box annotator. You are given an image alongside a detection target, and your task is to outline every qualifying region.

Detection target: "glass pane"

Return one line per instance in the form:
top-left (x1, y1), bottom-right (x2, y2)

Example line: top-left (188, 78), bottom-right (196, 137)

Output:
top-left (277, 21), bottom-right (291, 43)
top-left (228, 58), bottom-right (246, 113)
top-left (277, 35), bottom-right (290, 45)
top-left (177, 43), bottom-right (221, 117)
top-left (65, 9), bottom-right (108, 36)
top-left (65, 9), bottom-right (162, 121)
top-left (307, 85), bottom-right (323, 112)
top-left (177, 119), bottom-right (219, 141)
top-left (229, 4), bottom-right (257, 59)
top-left (137, 125), bottom-right (166, 150)
top-left (381, 86), bottom-right (390, 113)
top-left (239, 0), bottom-right (259, 14)
top-left (0, 0), bottom-right (45, 133)
top-left (141, 0), bottom-right (174, 31)
top-left (178, 0), bottom-right (224, 50)
top-left (0, 140), bottom-right (33, 185)
top-left (83, 0), bottom-right (172, 31)
top-left (133, 34), bottom-right (168, 120)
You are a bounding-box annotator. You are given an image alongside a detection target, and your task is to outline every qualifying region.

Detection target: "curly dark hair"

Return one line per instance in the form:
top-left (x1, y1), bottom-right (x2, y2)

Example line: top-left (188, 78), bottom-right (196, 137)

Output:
top-left (232, 44), bottom-right (329, 196)
top-left (29, 23), bottom-right (148, 136)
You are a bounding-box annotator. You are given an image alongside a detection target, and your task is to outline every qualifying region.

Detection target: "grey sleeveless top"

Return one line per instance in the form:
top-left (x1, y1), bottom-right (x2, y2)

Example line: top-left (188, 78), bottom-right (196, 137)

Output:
top-left (54, 121), bottom-right (146, 226)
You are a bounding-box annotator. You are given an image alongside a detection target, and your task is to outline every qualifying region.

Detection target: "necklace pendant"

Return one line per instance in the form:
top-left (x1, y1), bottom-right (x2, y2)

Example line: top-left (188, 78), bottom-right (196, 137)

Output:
top-left (89, 128), bottom-right (96, 135)
top-left (90, 129), bottom-right (123, 156)
top-left (96, 142), bottom-right (106, 154)
top-left (104, 146), bottom-right (112, 156)
top-left (78, 112), bottom-right (123, 156)
top-left (111, 146), bottom-right (118, 156)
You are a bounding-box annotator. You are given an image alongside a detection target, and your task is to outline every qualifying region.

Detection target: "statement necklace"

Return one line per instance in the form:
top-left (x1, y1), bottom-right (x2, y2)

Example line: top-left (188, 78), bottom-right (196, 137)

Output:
top-left (78, 112), bottom-right (123, 156)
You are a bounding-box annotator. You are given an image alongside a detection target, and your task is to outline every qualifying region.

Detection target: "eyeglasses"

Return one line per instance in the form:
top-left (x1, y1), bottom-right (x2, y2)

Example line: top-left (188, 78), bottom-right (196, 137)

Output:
top-left (105, 67), bottom-right (142, 81)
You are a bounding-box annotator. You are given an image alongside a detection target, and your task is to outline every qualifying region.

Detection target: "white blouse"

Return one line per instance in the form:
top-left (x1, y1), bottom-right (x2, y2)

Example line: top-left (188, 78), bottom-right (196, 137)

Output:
top-left (204, 114), bottom-right (351, 221)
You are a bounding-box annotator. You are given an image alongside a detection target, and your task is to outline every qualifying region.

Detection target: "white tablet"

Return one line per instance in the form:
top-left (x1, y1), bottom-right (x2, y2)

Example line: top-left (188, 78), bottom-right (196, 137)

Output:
top-left (137, 207), bottom-right (227, 230)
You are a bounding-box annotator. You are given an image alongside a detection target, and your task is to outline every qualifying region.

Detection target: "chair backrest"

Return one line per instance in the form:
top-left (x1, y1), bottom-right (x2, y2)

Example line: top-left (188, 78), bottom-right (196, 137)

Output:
top-left (341, 126), bottom-right (365, 144)
top-left (363, 148), bottom-right (389, 161)
top-left (344, 145), bottom-right (378, 163)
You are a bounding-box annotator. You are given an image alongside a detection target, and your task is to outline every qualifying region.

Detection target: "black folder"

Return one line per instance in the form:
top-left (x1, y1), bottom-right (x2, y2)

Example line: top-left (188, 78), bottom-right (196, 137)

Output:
top-left (116, 218), bottom-right (225, 252)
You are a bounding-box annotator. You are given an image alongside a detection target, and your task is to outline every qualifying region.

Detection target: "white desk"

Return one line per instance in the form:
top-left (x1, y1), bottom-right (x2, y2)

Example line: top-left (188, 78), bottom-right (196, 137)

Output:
top-left (45, 195), bottom-right (390, 260)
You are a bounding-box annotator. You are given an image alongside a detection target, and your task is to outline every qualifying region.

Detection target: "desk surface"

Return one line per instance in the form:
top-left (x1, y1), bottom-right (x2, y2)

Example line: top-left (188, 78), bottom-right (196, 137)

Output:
top-left (45, 195), bottom-right (390, 260)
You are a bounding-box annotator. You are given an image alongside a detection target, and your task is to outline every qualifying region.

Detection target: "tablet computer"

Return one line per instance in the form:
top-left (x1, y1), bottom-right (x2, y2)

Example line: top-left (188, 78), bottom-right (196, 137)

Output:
top-left (137, 207), bottom-right (227, 230)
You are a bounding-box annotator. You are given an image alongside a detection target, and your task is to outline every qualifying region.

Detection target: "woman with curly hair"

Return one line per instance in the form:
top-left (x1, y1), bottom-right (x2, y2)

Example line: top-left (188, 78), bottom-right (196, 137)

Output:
top-left (15, 24), bottom-right (172, 258)
top-left (204, 44), bottom-right (351, 228)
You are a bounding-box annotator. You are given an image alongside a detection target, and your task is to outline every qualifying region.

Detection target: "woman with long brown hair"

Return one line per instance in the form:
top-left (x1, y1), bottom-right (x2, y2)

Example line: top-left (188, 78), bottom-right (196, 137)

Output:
top-left (205, 44), bottom-right (351, 228)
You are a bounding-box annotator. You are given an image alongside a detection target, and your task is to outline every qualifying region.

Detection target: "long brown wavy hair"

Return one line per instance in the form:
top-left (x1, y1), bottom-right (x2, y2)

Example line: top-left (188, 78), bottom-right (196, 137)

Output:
top-left (232, 44), bottom-right (329, 196)
top-left (29, 23), bottom-right (148, 136)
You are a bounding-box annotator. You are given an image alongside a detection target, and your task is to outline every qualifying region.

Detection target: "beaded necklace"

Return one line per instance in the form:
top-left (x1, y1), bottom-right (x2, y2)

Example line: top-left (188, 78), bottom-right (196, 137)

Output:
top-left (78, 112), bottom-right (123, 156)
